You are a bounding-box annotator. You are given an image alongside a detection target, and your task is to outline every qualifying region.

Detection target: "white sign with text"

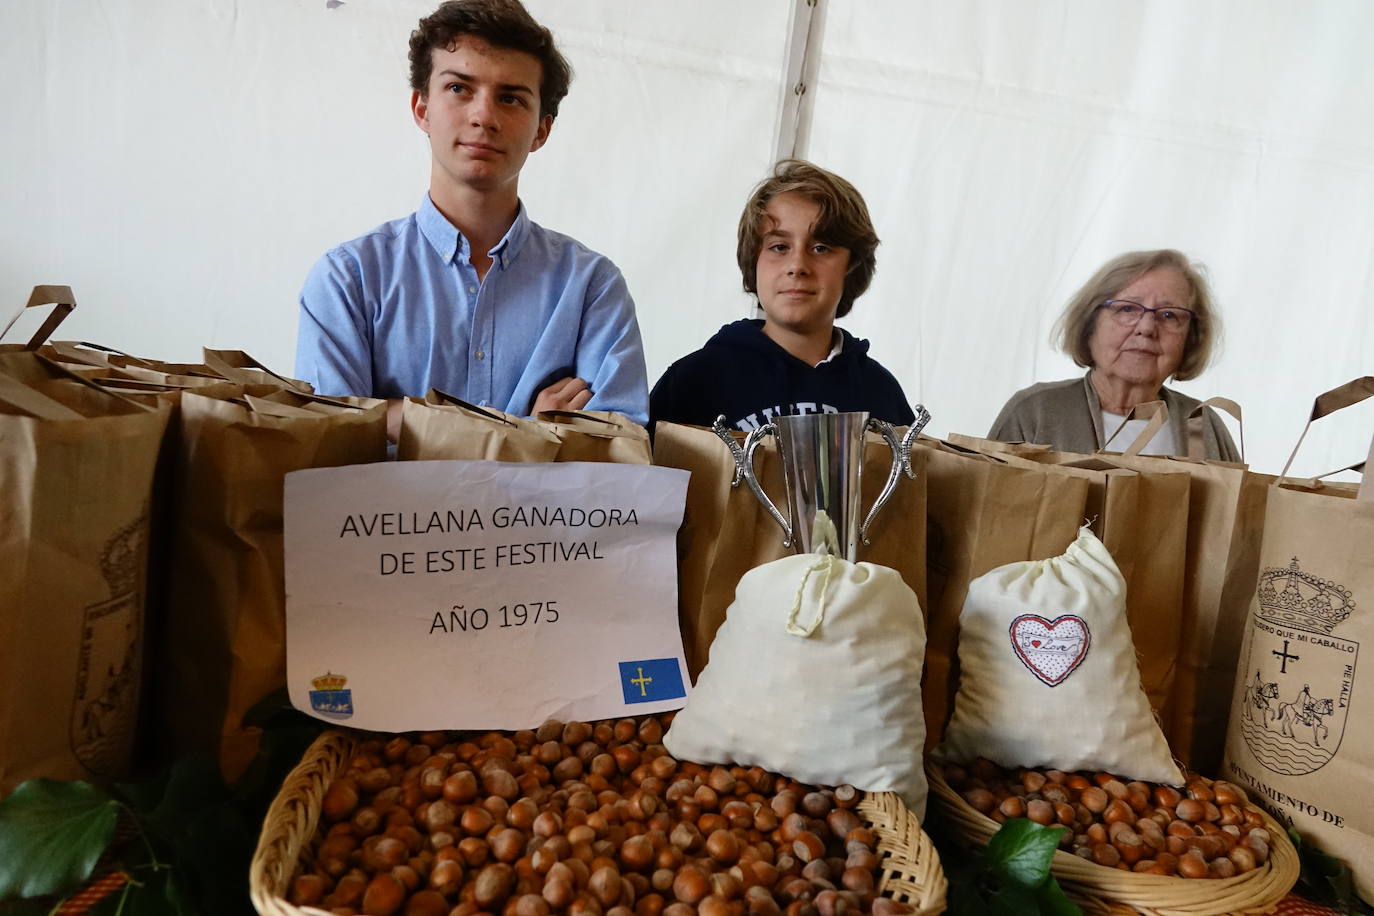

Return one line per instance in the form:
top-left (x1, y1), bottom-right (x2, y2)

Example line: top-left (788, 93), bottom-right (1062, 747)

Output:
top-left (284, 460), bottom-right (691, 730)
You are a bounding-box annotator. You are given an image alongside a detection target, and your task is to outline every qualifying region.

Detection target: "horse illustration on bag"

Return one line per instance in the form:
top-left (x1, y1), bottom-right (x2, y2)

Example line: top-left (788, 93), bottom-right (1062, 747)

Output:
top-left (1244, 672), bottom-right (1280, 725)
top-left (1274, 684), bottom-right (1335, 747)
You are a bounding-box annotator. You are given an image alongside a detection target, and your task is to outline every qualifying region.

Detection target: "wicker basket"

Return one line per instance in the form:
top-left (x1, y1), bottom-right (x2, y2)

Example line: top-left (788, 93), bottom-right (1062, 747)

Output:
top-left (251, 730), bottom-right (948, 916)
top-left (925, 761), bottom-right (1299, 916)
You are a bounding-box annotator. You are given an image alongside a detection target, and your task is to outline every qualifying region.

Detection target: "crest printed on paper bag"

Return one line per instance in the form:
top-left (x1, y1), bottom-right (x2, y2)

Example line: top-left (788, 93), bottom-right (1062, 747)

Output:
top-left (70, 514), bottom-right (145, 774)
top-left (1238, 558), bottom-right (1357, 776)
top-left (1009, 614), bottom-right (1091, 687)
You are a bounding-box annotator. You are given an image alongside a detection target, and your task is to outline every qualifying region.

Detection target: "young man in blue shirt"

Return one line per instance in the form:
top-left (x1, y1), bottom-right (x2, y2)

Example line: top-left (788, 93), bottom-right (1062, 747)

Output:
top-left (295, 0), bottom-right (650, 435)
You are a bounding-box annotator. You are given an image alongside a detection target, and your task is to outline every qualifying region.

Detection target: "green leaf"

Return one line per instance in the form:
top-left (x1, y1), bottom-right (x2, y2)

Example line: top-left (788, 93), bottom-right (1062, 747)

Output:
top-left (1037, 874), bottom-right (1083, 916)
top-left (117, 756), bottom-right (253, 916)
top-left (986, 880), bottom-right (1042, 915)
top-left (985, 819), bottom-right (1068, 888)
top-left (1287, 827), bottom-right (1373, 915)
top-left (0, 779), bottom-right (121, 898)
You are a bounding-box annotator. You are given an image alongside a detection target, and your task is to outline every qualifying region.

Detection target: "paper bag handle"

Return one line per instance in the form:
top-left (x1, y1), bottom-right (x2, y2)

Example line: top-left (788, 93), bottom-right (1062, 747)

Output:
top-left (425, 388), bottom-right (514, 424)
top-left (1364, 437), bottom-right (1373, 502)
top-left (47, 340), bottom-right (152, 369)
top-left (0, 373), bottom-right (84, 420)
top-left (245, 394), bottom-right (327, 418)
top-left (538, 409), bottom-right (617, 427)
top-left (201, 348), bottom-right (310, 392)
top-left (2, 286), bottom-right (76, 349)
top-left (1279, 377), bottom-right (1374, 481)
top-left (93, 377), bottom-right (182, 394)
top-left (1103, 399), bottom-right (1167, 456)
top-left (1185, 397), bottom-right (1244, 462)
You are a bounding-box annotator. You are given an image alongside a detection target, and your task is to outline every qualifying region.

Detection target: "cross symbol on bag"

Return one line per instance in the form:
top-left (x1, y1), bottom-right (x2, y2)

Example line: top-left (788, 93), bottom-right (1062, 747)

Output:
top-left (1272, 640), bottom-right (1300, 674)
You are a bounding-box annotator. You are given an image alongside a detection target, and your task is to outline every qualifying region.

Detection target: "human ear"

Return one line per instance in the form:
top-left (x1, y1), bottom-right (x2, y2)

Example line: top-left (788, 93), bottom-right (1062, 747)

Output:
top-left (411, 90), bottom-right (430, 134)
top-left (529, 114), bottom-right (554, 152)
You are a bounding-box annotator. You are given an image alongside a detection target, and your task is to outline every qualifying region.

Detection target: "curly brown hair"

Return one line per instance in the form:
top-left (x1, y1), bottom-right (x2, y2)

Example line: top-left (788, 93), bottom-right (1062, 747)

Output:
top-left (408, 0), bottom-right (573, 119)
top-left (736, 159), bottom-right (879, 319)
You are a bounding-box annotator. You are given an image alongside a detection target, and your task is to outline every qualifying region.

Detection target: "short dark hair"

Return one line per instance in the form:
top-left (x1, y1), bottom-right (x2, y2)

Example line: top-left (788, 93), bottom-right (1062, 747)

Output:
top-left (736, 159), bottom-right (880, 319)
top-left (408, 0), bottom-right (573, 119)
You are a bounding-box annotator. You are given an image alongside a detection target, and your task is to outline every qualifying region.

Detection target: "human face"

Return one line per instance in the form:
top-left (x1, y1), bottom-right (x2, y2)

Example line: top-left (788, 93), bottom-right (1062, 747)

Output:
top-left (411, 36), bottom-right (552, 197)
top-left (1087, 267), bottom-right (1193, 390)
top-left (755, 192), bottom-right (850, 340)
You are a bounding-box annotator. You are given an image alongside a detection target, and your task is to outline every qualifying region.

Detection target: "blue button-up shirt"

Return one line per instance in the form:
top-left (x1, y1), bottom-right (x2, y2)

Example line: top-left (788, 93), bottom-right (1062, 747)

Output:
top-left (295, 196), bottom-right (649, 425)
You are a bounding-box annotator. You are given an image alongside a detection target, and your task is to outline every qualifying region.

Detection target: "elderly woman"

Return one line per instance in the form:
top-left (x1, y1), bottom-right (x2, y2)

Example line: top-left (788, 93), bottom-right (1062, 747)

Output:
top-left (989, 249), bottom-right (1240, 460)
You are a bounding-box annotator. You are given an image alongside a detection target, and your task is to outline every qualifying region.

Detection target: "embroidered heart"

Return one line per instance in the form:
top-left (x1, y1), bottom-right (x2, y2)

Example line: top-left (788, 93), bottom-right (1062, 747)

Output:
top-left (1009, 614), bottom-right (1092, 687)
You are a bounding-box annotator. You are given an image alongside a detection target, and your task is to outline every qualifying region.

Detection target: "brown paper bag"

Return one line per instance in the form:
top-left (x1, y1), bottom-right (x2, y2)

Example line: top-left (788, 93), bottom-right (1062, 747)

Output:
top-left (949, 433), bottom-right (1193, 724)
top-left (652, 422), bottom-right (927, 681)
top-left (0, 350), bottom-right (170, 792)
top-left (917, 438), bottom-right (1090, 746)
top-left (39, 340), bottom-right (154, 371)
top-left (157, 385), bottom-right (386, 781)
top-left (537, 410), bottom-right (652, 464)
top-left (84, 375), bottom-right (249, 772)
top-left (1093, 404), bottom-right (1269, 774)
top-left (975, 399), bottom-right (1266, 773)
top-left (1223, 377), bottom-right (1374, 903)
top-left (398, 390), bottom-right (563, 461)
top-left (54, 347), bottom-right (315, 391)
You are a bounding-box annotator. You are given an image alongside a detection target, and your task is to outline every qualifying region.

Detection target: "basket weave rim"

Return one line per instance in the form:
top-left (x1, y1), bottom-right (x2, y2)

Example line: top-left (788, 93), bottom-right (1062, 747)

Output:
top-left (925, 760), bottom-right (1300, 916)
top-left (250, 729), bottom-right (949, 915)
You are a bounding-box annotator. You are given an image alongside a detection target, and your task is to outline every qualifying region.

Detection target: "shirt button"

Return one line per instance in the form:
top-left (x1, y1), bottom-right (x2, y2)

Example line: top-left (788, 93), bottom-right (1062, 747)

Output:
top-left (467, 285), bottom-right (476, 294)
top-left (475, 350), bottom-right (485, 360)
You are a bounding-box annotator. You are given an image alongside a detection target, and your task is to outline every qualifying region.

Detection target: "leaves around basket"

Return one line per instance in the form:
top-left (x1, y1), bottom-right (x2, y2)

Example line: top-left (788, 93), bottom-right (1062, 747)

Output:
top-left (0, 753), bottom-right (263, 915)
top-left (1289, 827), bottom-right (1374, 915)
top-left (942, 818), bottom-right (1081, 916)
top-left (0, 779), bottom-right (121, 898)
top-left (118, 753), bottom-right (256, 913)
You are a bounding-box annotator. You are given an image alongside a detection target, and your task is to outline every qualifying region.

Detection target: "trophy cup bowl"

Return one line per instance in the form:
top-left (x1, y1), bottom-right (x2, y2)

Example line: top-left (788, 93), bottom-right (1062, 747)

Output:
top-left (712, 407), bottom-right (930, 561)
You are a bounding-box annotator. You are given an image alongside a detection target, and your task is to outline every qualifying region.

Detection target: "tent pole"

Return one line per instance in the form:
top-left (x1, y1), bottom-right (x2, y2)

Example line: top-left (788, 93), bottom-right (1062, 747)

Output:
top-left (772, 0), bottom-right (826, 164)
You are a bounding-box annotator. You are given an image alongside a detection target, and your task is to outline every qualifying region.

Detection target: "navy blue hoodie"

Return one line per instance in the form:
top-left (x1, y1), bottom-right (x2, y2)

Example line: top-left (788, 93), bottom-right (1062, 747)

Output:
top-left (649, 319), bottom-right (916, 432)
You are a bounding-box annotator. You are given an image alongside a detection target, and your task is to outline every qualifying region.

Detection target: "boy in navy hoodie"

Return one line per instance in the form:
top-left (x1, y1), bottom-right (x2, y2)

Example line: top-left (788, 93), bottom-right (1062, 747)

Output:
top-left (649, 159), bottom-right (914, 432)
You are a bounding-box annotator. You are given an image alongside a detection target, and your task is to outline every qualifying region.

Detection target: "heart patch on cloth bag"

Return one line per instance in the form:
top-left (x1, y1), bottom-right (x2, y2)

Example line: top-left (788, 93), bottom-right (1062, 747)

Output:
top-left (1010, 614), bottom-right (1091, 686)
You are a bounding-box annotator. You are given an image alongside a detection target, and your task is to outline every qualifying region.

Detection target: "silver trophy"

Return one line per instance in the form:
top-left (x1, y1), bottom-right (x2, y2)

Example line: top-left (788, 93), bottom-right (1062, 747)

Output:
top-left (712, 407), bottom-right (931, 561)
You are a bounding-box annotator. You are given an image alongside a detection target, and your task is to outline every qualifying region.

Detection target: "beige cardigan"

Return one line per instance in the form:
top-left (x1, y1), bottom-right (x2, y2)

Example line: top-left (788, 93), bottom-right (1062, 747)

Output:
top-left (988, 372), bottom-right (1241, 462)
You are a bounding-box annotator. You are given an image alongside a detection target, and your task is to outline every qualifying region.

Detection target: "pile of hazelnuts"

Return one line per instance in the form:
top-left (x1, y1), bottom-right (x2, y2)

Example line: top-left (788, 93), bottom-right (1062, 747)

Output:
top-left (943, 759), bottom-right (1275, 879)
top-left (292, 714), bottom-right (917, 916)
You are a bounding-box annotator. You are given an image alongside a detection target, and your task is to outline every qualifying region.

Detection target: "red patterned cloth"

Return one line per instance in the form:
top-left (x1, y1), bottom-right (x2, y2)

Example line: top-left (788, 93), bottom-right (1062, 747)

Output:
top-left (54, 872), bottom-right (127, 914)
top-left (1273, 892), bottom-right (1341, 915)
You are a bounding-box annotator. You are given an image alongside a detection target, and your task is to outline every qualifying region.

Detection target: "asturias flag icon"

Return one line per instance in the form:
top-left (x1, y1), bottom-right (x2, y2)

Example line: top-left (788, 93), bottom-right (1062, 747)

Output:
top-left (618, 658), bottom-right (686, 705)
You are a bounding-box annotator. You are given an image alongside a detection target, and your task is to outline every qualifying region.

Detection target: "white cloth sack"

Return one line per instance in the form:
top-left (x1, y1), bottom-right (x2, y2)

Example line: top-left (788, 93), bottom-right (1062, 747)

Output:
top-left (941, 527), bottom-right (1183, 786)
top-left (664, 551), bottom-right (928, 816)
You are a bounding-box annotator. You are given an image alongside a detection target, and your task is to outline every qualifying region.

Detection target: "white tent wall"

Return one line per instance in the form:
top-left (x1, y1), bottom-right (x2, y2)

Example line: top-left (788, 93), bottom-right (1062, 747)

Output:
top-left (2, 1), bottom-right (1370, 475)
top-left (0, 0), bottom-right (787, 390)
top-left (804, 1), bottom-right (1374, 475)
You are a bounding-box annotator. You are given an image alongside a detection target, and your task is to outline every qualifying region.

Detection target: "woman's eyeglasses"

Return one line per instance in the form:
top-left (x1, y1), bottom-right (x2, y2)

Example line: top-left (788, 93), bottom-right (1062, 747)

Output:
top-left (1098, 299), bottom-right (1195, 333)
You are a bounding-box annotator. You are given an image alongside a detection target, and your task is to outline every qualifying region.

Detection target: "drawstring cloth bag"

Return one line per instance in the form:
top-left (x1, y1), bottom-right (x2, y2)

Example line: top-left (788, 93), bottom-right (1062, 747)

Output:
top-left (940, 527), bottom-right (1183, 786)
top-left (664, 516), bottom-right (929, 815)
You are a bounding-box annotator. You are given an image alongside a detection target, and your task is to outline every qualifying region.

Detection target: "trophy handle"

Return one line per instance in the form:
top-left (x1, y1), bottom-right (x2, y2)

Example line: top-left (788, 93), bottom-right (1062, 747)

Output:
top-left (859, 405), bottom-right (932, 545)
top-left (712, 415), bottom-right (793, 548)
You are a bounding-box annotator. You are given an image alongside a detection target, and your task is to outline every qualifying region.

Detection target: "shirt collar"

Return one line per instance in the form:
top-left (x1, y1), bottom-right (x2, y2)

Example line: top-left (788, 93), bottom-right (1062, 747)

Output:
top-left (814, 330), bottom-right (844, 366)
top-left (417, 194), bottom-right (532, 270)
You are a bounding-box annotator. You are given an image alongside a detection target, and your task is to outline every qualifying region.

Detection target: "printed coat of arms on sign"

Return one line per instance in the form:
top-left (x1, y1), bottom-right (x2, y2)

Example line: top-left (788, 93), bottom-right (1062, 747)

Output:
top-left (309, 673), bottom-right (355, 719)
top-left (1009, 614), bottom-right (1091, 686)
top-left (1238, 557), bottom-right (1357, 776)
